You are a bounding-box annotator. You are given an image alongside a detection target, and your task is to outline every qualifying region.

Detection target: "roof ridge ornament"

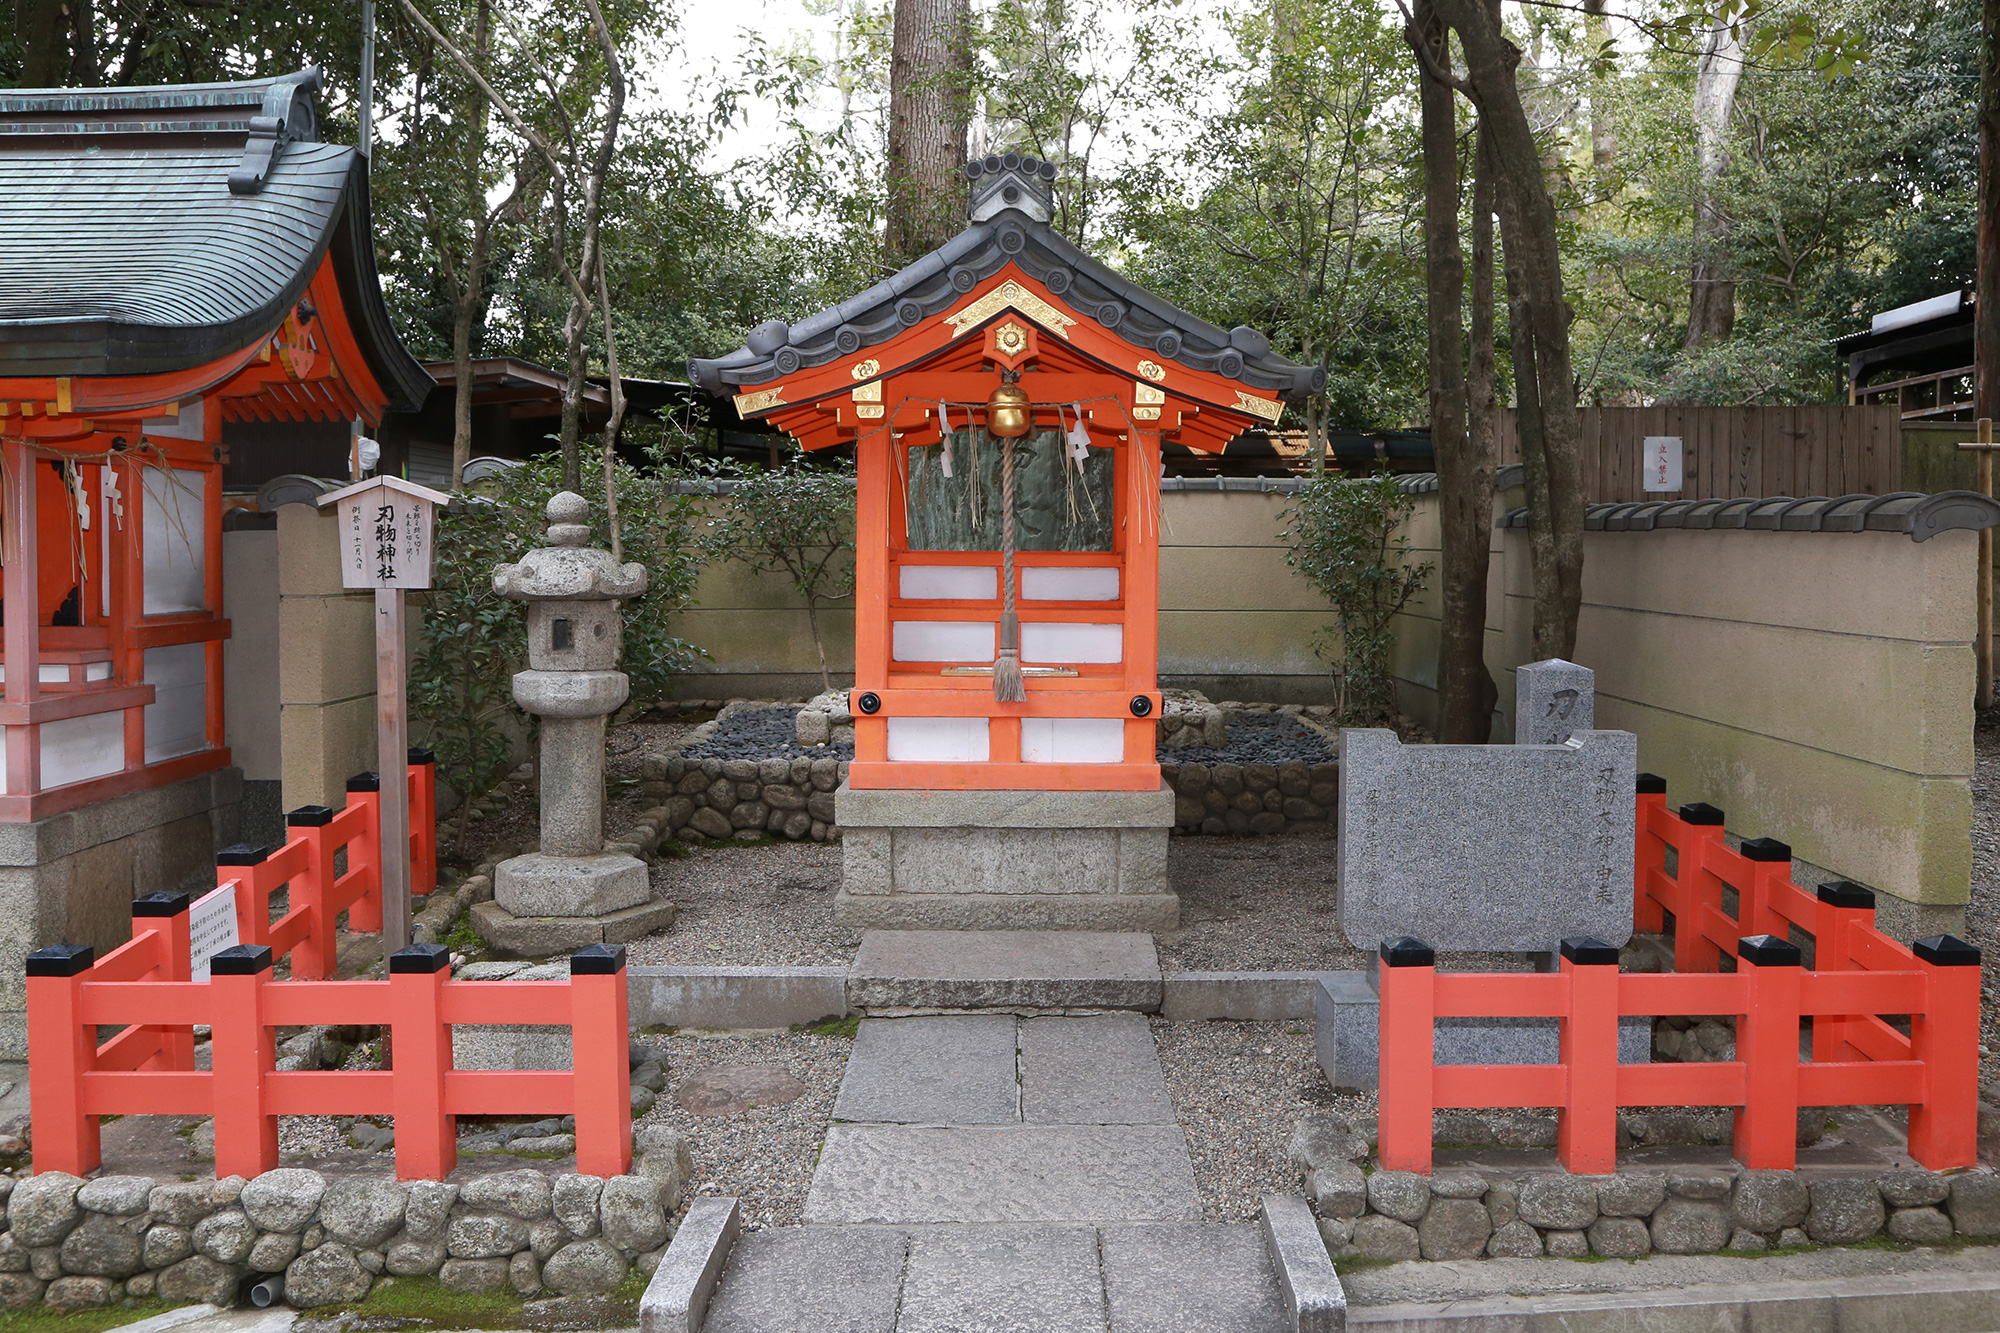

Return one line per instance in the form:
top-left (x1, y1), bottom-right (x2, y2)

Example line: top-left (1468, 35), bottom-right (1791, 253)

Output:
top-left (967, 153), bottom-right (1056, 225)
top-left (229, 69), bottom-right (322, 195)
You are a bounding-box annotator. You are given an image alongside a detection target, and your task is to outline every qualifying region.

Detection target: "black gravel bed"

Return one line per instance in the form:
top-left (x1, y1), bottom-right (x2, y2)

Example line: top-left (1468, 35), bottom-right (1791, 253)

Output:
top-left (1161, 713), bottom-right (1335, 765)
top-left (683, 705), bottom-right (855, 762)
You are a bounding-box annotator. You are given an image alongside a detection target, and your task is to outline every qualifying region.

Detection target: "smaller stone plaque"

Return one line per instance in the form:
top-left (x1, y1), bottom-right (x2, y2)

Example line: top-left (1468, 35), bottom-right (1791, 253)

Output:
top-left (188, 884), bottom-right (240, 981)
top-left (1515, 658), bottom-right (1594, 745)
top-left (1337, 727), bottom-right (1637, 953)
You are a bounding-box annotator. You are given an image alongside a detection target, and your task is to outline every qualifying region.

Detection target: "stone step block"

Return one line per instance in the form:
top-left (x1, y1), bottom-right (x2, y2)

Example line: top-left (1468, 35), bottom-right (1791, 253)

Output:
top-left (832, 1016), bottom-right (1021, 1125)
top-left (847, 929), bottom-right (1162, 1011)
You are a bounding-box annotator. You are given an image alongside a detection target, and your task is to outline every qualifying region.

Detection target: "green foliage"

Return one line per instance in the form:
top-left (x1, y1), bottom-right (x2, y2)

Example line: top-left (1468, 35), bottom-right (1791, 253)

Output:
top-left (0, 1302), bottom-right (193, 1333)
top-left (705, 454), bottom-right (857, 692)
top-left (1281, 472), bottom-right (1431, 723)
top-left (408, 448), bottom-right (707, 804)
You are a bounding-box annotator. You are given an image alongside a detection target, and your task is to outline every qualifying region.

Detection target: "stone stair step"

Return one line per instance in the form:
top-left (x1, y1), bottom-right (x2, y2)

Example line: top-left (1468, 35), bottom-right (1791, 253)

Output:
top-left (831, 1015), bottom-right (1021, 1125)
top-left (847, 929), bottom-right (1162, 1011)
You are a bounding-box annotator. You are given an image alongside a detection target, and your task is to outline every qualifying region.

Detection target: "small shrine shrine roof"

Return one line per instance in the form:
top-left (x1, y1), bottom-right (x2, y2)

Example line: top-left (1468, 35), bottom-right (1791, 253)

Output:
top-left (689, 154), bottom-right (1325, 407)
top-left (0, 67), bottom-right (429, 407)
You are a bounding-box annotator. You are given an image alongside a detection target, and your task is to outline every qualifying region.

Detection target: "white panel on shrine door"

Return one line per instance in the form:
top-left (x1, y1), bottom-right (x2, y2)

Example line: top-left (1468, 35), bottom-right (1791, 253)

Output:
top-left (1021, 622), bottom-right (1123, 663)
top-left (899, 565), bottom-right (997, 600)
top-left (886, 717), bottom-right (991, 763)
top-left (142, 466), bottom-right (209, 614)
top-left (40, 711), bottom-right (124, 788)
top-left (144, 642), bottom-right (208, 763)
top-left (1021, 717), bottom-right (1125, 764)
top-left (892, 620), bottom-right (995, 662)
top-left (1021, 566), bottom-right (1120, 601)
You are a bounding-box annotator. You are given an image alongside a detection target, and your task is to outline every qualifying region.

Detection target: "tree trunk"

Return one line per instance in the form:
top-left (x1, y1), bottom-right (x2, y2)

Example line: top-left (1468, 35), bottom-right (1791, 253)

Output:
top-left (1685, 23), bottom-right (1744, 350)
top-left (16, 0), bottom-right (68, 86)
top-left (1583, 0), bottom-right (1615, 185)
top-left (886, 0), bottom-right (972, 263)
top-left (1436, 0), bottom-right (1583, 660)
top-left (451, 0), bottom-right (495, 492)
top-left (1983, 0), bottom-right (2000, 424)
top-left (1411, 0), bottom-right (1494, 743)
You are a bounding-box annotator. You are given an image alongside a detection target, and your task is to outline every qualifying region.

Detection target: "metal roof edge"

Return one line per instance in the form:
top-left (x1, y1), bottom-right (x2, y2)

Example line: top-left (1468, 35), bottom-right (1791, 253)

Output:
top-left (1488, 492), bottom-right (1999, 541)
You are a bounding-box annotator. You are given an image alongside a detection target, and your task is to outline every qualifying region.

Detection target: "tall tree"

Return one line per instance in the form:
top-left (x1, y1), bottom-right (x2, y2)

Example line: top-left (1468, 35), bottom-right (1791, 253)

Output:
top-left (885, 0), bottom-right (972, 263)
top-left (1685, 22), bottom-right (1745, 349)
top-left (1409, 0), bottom-right (1496, 741)
top-left (1429, 0), bottom-right (1585, 660)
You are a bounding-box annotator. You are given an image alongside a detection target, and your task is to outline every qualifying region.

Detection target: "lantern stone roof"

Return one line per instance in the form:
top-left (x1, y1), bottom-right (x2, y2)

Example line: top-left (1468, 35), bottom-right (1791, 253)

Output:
top-left (0, 67), bottom-right (430, 407)
top-left (688, 153), bottom-right (1325, 406)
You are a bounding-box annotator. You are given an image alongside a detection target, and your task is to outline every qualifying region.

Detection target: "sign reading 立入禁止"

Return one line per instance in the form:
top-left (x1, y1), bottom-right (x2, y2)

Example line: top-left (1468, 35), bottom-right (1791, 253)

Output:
top-left (1642, 436), bottom-right (1684, 493)
top-left (189, 884), bottom-right (240, 981)
top-left (317, 475), bottom-right (452, 591)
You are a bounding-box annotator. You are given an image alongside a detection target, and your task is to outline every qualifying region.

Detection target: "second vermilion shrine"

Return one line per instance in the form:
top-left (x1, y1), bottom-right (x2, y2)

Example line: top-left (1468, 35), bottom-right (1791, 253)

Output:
top-left (692, 155), bottom-right (1319, 929)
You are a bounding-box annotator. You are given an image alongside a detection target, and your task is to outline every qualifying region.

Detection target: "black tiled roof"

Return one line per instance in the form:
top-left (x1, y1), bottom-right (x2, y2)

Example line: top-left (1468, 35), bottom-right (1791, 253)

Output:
top-left (689, 154), bottom-right (1324, 407)
top-left (1498, 491), bottom-right (2000, 541)
top-left (0, 68), bottom-right (429, 408)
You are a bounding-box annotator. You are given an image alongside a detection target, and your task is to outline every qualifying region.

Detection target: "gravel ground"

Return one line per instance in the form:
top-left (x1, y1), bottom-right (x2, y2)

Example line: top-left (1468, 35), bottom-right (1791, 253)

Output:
top-left (631, 1030), bottom-right (851, 1230)
top-left (1964, 721), bottom-right (2000, 1092)
top-left (1153, 1019), bottom-right (1375, 1222)
top-left (627, 840), bottom-right (851, 966)
top-left (1159, 713), bottom-right (1337, 765)
top-left (1158, 830), bottom-right (1362, 974)
top-left (685, 706), bottom-right (855, 763)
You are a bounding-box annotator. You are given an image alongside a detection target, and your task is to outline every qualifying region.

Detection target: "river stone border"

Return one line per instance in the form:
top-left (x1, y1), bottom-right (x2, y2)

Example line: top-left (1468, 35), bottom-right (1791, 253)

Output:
top-left (1293, 1112), bottom-right (2000, 1262)
top-left (0, 1129), bottom-right (692, 1311)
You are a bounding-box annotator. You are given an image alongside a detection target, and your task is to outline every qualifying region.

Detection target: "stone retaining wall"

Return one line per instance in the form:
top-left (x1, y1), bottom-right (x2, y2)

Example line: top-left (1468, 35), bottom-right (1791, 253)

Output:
top-left (636, 755), bottom-right (845, 844)
top-left (1294, 1114), bottom-right (2000, 1262)
top-left (1161, 761), bottom-right (1339, 835)
top-left (0, 1135), bottom-right (691, 1312)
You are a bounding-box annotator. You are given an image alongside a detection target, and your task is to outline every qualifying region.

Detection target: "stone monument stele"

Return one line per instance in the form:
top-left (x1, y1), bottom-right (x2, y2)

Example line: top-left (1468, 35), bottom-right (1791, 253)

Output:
top-left (474, 491), bottom-right (674, 955)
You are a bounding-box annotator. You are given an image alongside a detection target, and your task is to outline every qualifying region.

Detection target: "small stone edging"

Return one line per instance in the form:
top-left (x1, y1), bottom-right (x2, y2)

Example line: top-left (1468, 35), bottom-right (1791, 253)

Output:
top-left (1295, 1114), bottom-right (2000, 1262)
top-left (0, 1132), bottom-right (692, 1312)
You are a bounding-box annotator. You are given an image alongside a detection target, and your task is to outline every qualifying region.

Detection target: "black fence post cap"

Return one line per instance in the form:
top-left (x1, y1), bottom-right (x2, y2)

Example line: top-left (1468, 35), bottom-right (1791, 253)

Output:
top-left (1636, 773), bottom-right (1667, 795)
top-left (389, 943), bottom-right (451, 974)
top-left (1560, 936), bottom-right (1620, 966)
top-left (571, 943), bottom-right (628, 975)
top-left (1379, 937), bottom-right (1435, 968)
top-left (1679, 802), bottom-right (1726, 826)
top-left (1816, 881), bottom-right (1875, 909)
top-left (132, 891), bottom-right (192, 918)
top-left (407, 748), bottom-right (436, 766)
top-left (216, 844), bottom-right (273, 866)
top-left (346, 772), bottom-right (382, 793)
top-left (1914, 935), bottom-right (1982, 967)
top-left (209, 944), bottom-right (274, 976)
top-left (27, 943), bottom-right (93, 977)
top-left (286, 805), bottom-right (336, 828)
top-left (1738, 934), bottom-right (1802, 967)
top-left (1739, 837), bottom-right (1793, 863)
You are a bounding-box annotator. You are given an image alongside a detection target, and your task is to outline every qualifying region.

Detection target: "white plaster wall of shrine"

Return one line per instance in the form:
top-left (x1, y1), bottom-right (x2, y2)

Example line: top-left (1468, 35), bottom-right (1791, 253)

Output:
top-left (886, 716), bottom-right (992, 762)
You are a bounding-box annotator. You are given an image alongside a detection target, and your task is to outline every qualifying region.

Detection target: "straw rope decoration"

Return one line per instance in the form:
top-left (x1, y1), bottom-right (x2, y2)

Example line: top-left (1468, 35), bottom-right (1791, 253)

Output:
top-left (992, 428), bottom-right (1026, 702)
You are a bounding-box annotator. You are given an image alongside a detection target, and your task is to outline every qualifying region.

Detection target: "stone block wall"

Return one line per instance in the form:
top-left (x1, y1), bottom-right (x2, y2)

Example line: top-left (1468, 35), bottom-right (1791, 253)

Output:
top-left (0, 1142), bottom-right (691, 1311)
top-left (637, 755), bottom-right (845, 844)
top-left (1294, 1113), bottom-right (2000, 1262)
top-left (1161, 761), bottom-right (1338, 835)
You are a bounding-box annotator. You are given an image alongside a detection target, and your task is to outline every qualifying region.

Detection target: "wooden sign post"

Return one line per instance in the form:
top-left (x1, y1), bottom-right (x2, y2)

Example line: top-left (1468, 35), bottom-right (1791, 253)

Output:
top-left (1958, 418), bottom-right (1997, 711)
top-left (316, 475), bottom-right (451, 960)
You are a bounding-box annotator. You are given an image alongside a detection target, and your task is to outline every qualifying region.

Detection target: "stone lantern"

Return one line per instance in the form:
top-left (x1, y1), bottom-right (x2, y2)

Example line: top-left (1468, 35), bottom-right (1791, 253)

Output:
top-left (473, 491), bottom-right (675, 954)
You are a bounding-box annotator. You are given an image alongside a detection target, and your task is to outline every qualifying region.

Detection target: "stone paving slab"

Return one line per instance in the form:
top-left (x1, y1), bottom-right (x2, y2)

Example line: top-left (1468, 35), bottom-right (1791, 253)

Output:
top-left (896, 1225), bottom-right (1108, 1333)
top-left (1099, 1223), bottom-right (1289, 1333)
top-left (700, 1226), bottom-right (908, 1333)
top-left (833, 1016), bottom-right (1022, 1125)
top-left (804, 1125), bottom-right (1202, 1225)
top-left (848, 930), bottom-right (1162, 1010)
top-left (1019, 1015), bottom-right (1174, 1125)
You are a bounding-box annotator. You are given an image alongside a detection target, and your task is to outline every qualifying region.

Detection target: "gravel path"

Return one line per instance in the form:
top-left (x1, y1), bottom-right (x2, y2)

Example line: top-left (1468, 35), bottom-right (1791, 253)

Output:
top-left (627, 840), bottom-right (850, 966)
top-left (634, 1030), bottom-right (851, 1230)
top-left (1154, 1019), bottom-right (1375, 1222)
top-left (1158, 830), bottom-right (1362, 974)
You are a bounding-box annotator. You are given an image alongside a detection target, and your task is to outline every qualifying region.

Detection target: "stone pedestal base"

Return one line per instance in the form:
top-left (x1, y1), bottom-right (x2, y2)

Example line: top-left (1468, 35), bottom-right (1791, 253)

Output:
top-left (832, 783), bottom-right (1178, 932)
top-left (495, 852), bottom-right (648, 917)
top-left (470, 897), bottom-right (677, 958)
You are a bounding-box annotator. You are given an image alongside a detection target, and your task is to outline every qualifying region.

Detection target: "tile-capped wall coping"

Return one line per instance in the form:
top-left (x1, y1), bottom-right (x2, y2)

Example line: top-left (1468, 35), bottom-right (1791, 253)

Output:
top-left (1497, 490), bottom-right (2000, 542)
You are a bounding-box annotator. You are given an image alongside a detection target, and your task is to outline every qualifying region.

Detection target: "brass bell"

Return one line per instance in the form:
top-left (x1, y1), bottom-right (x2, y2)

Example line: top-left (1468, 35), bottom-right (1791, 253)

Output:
top-left (986, 381), bottom-right (1032, 438)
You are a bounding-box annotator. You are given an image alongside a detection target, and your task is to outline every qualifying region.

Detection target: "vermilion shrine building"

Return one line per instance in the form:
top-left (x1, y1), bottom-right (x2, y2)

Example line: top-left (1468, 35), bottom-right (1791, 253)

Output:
top-left (691, 155), bottom-right (1318, 929)
top-left (0, 70), bottom-right (427, 1050)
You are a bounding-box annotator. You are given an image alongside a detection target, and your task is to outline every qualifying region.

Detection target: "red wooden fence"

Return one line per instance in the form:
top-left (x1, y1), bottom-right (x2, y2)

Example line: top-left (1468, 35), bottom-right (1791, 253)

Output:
top-left (1377, 775), bottom-right (1980, 1175)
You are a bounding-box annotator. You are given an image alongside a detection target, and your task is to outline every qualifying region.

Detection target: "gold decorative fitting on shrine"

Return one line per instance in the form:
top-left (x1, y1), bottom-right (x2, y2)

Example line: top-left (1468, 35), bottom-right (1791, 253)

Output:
top-left (993, 321), bottom-right (1031, 359)
top-left (1137, 360), bottom-right (1167, 382)
top-left (852, 382), bottom-right (883, 403)
top-left (1233, 391), bottom-right (1284, 423)
top-left (733, 386), bottom-right (788, 414)
top-left (987, 381), bottom-right (1032, 438)
top-left (856, 405), bottom-right (885, 418)
top-left (1134, 407), bottom-right (1162, 421)
top-left (1135, 383), bottom-right (1166, 406)
top-left (945, 279), bottom-right (1076, 340)
top-left (850, 359), bottom-right (882, 381)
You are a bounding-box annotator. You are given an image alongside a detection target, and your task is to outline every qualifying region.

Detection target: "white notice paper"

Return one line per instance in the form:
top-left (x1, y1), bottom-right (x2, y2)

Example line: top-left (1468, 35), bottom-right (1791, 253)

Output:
top-left (337, 488), bottom-right (435, 590)
top-left (1642, 436), bottom-right (1684, 493)
top-left (189, 884), bottom-right (240, 981)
